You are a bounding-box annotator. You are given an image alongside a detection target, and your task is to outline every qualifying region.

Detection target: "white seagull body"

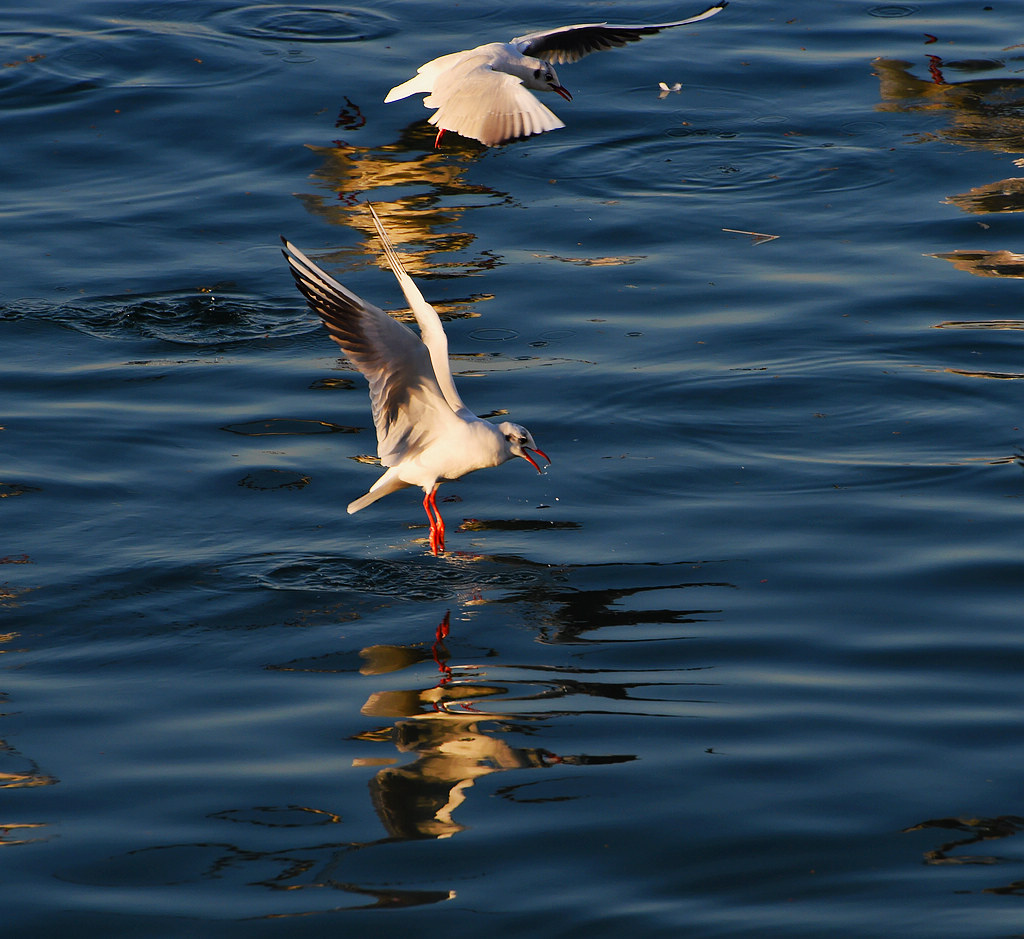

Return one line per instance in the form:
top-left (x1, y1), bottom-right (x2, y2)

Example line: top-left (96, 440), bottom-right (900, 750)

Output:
top-left (383, 2), bottom-right (727, 147)
top-left (281, 206), bottom-right (549, 555)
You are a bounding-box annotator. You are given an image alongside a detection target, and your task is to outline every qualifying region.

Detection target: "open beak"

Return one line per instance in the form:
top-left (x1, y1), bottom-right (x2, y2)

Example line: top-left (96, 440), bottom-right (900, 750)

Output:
top-left (520, 447), bottom-right (551, 474)
top-left (550, 83), bottom-right (573, 102)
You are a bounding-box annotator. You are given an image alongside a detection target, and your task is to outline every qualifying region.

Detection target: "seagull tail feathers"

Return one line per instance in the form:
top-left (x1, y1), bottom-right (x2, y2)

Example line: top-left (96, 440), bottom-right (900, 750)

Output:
top-left (347, 473), bottom-right (408, 514)
top-left (347, 490), bottom-right (386, 514)
top-left (384, 78), bottom-right (421, 103)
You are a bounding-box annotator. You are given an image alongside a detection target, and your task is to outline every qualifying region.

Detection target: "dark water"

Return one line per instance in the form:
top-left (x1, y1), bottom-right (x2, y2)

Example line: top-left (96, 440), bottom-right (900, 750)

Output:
top-left (5, 0), bottom-right (1024, 935)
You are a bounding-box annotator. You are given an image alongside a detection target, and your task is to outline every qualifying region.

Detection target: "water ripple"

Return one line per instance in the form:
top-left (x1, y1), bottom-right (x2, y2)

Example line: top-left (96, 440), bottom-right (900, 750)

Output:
top-left (866, 4), bottom-right (918, 16)
top-left (3, 294), bottom-right (315, 345)
top-left (209, 4), bottom-right (396, 43)
top-left (33, 26), bottom-right (279, 90)
top-left (231, 553), bottom-right (556, 602)
top-left (534, 133), bottom-right (893, 201)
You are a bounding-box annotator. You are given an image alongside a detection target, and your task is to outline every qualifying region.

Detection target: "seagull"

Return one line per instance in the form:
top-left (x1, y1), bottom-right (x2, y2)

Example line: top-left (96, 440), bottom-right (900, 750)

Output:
top-left (383, 2), bottom-right (727, 147)
top-left (281, 206), bottom-right (550, 556)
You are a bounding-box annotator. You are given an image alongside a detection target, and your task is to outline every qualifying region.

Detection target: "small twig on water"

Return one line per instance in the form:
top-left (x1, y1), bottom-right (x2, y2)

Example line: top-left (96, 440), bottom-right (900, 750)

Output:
top-left (722, 228), bottom-right (780, 246)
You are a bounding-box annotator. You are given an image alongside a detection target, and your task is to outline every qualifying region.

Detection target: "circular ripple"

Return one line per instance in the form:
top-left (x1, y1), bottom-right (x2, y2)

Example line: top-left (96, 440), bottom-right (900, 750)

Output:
top-left (541, 132), bottom-right (893, 202)
top-left (211, 5), bottom-right (395, 43)
top-left (469, 328), bottom-right (518, 342)
top-left (30, 26), bottom-right (279, 89)
top-left (840, 120), bottom-right (885, 135)
top-left (866, 5), bottom-right (918, 16)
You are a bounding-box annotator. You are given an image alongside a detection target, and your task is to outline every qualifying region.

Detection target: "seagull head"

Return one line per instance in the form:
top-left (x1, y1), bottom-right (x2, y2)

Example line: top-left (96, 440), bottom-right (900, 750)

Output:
top-left (499, 421), bottom-right (550, 473)
top-left (525, 61), bottom-right (572, 101)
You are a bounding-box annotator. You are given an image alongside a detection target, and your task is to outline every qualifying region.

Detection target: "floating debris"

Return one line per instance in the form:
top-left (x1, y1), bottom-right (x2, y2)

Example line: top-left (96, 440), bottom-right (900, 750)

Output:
top-left (534, 253), bottom-right (645, 267)
top-left (658, 81), bottom-right (682, 98)
top-left (722, 228), bottom-right (780, 246)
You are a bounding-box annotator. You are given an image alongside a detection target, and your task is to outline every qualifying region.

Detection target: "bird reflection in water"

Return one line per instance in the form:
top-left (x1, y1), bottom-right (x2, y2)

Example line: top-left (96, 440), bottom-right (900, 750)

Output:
top-left (874, 55), bottom-right (1024, 154)
top-left (877, 52), bottom-right (1024, 369)
top-left (355, 610), bottom-right (634, 841)
top-left (875, 55), bottom-right (1024, 216)
top-left (53, 560), bottom-right (725, 914)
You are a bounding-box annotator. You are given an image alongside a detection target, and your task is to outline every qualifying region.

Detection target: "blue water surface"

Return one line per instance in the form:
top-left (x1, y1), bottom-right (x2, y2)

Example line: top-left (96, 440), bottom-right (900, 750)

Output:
top-left (4, 0), bottom-right (1024, 936)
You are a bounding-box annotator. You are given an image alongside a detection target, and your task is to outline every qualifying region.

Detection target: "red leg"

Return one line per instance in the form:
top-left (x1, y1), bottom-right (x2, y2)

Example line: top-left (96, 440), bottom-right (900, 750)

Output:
top-left (423, 490), bottom-right (439, 555)
top-left (430, 612), bottom-right (453, 692)
top-left (428, 487), bottom-right (445, 553)
top-left (435, 611), bottom-right (450, 643)
top-left (434, 128), bottom-right (446, 148)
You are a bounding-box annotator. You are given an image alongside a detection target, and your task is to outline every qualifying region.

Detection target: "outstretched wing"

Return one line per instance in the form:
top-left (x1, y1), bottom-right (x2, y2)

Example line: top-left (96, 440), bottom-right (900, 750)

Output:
top-left (281, 237), bottom-right (462, 468)
top-left (365, 203), bottom-right (473, 420)
top-left (511, 2), bottom-right (726, 65)
top-left (424, 52), bottom-right (565, 146)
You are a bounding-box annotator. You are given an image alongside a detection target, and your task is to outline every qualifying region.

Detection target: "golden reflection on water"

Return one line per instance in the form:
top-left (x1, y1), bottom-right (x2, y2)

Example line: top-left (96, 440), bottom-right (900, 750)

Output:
top-left (874, 56), bottom-right (1024, 153)
top-left (293, 134), bottom-right (513, 280)
top-left (944, 368), bottom-right (1024, 381)
top-left (291, 140), bottom-right (510, 333)
top-left (945, 179), bottom-right (1024, 215)
top-left (930, 251), bottom-right (1024, 278)
top-left (931, 313), bottom-right (1024, 381)
top-left (0, 822), bottom-right (46, 846)
top-left (354, 612), bottom-right (585, 840)
top-left (0, 554), bottom-right (33, 609)
top-left (0, 629), bottom-right (54, 845)
top-left (874, 53), bottom-right (1024, 266)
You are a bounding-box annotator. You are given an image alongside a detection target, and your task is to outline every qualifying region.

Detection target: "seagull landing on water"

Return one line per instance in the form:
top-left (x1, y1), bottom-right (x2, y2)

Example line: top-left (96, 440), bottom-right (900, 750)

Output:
top-left (383, 2), bottom-right (728, 147)
top-left (281, 207), bottom-right (550, 556)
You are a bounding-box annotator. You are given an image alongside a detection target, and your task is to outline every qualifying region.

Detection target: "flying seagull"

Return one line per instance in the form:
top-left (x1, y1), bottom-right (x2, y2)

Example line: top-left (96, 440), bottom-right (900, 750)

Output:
top-left (281, 207), bottom-right (550, 555)
top-left (383, 2), bottom-right (727, 147)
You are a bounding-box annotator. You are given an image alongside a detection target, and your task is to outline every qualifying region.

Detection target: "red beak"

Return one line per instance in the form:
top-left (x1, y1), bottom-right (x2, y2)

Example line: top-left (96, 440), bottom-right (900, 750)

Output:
top-left (520, 447), bottom-right (551, 474)
top-left (551, 84), bottom-right (573, 102)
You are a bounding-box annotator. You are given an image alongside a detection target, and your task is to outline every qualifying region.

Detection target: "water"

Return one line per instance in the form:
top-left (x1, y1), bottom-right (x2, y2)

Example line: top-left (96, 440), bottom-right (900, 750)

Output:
top-left (4, 0), bottom-right (1024, 935)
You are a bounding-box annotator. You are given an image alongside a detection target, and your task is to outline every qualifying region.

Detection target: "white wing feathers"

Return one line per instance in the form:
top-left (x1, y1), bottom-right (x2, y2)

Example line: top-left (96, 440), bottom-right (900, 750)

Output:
top-left (365, 203), bottom-right (472, 419)
top-left (511, 2), bottom-right (727, 65)
top-left (423, 54), bottom-right (564, 146)
top-left (383, 3), bottom-right (725, 145)
top-left (280, 230), bottom-right (464, 472)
